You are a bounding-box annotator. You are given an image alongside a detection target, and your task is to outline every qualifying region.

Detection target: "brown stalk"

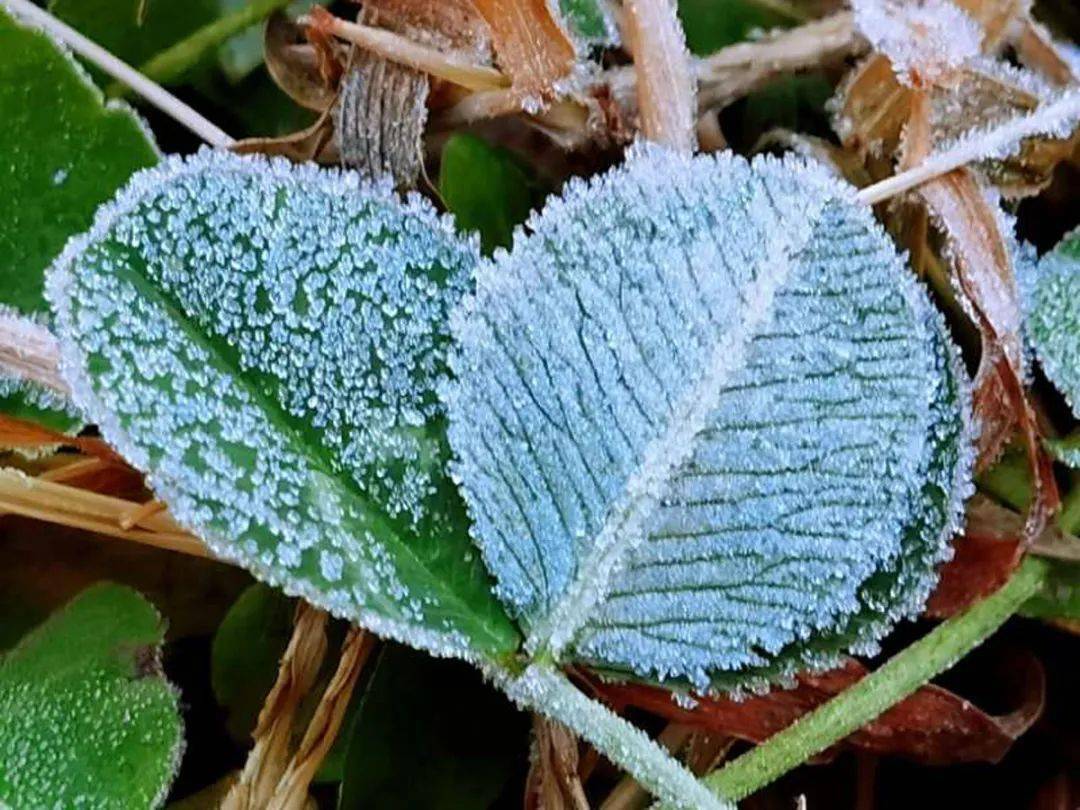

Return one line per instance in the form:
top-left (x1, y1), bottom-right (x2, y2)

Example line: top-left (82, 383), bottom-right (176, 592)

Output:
top-left (223, 602), bottom-right (330, 810)
top-left (623, 0), bottom-right (696, 152)
top-left (269, 628), bottom-right (377, 810)
top-left (0, 312), bottom-right (68, 398)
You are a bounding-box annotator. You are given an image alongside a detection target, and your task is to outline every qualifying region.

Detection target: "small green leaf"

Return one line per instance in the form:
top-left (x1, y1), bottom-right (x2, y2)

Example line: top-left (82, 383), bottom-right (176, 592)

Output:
top-left (337, 644), bottom-right (528, 810)
top-left (677, 0), bottom-right (796, 56)
top-left (1020, 227), bottom-right (1080, 419)
top-left (211, 583), bottom-right (295, 740)
top-left (47, 150), bottom-right (520, 664)
top-left (439, 134), bottom-right (536, 255)
top-left (0, 5), bottom-right (157, 427)
top-left (0, 583), bottom-right (182, 808)
top-left (1020, 557), bottom-right (1080, 621)
top-left (559, 0), bottom-right (618, 45)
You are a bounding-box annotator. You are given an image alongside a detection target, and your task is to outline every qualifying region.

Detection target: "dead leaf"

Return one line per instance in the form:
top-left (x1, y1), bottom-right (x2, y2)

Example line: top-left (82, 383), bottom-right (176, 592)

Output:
top-left (361, 0), bottom-right (490, 56)
top-left (916, 167), bottom-right (1060, 539)
top-left (265, 11), bottom-right (341, 112)
top-left (579, 654), bottom-right (1044, 766)
top-left (469, 0), bottom-right (576, 104)
top-left (925, 494), bottom-right (1025, 617)
top-left (524, 715), bottom-right (590, 810)
top-left (1014, 17), bottom-right (1078, 86)
top-left (952, 0), bottom-right (1028, 52)
top-left (231, 116), bottom-right (338, 164)
top-left (0, 414), bottom-right (122, 463)
top-left (832, 53), bottom-right (911, 156)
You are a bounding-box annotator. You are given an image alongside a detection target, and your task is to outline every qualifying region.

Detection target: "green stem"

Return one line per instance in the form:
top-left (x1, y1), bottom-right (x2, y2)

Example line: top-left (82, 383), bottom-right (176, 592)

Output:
top-left (106, 0), bottom-right (292, 94)
top-left (698, 556), bottom-right (1049, 802)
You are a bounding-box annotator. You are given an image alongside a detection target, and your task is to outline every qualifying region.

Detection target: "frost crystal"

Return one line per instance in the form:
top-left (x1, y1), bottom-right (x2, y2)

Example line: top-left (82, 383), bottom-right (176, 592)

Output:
top-left (1019, 227), bottom-right (1080, 419)
top-left (852, 0), bottom-right (981, 87)
top-left (46, 149), bottom-right (518, 662)
top-left (446, 144), bottom-right (972, 691)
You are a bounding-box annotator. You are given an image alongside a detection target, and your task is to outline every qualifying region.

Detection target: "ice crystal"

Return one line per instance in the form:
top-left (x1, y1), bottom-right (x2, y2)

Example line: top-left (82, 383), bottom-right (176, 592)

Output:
top-left (852, 0), bottom-right (981, 87)
top-left (1019, 227), bottom-right (1080, 419)
top-left (446, 144), bottom-right (972, 691)
top-left (46, 149), bottom-right (519, 662)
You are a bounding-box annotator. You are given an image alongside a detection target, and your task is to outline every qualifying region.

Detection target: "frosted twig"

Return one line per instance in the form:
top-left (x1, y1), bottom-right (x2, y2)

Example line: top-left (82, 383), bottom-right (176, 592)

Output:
top-left (300, 8), bottom-right (508, 91)
top-left (1, 0), bottom-right (234, 147)
top-left (0, 311), bottom-right (68, 397)
top-left (857, 90), bottom-right (1080, 205)
top-left (624, 0), bottom-right (697, 152)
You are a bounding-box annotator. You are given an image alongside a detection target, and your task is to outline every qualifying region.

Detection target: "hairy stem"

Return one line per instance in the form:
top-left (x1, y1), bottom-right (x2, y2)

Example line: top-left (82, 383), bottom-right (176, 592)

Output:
top-left (694, 556), bottom-right (1049, 802)
top-left (1, 0), bottom-right (233, 147)
top-left (499, 664), bottom-right (734, 810)
top-left (111, 0), bottom-right (294, 92)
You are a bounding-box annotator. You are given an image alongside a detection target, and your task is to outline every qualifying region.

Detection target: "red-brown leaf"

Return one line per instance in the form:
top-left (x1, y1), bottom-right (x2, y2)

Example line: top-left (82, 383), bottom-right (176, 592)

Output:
top-left (579, 655), bottom-right (1044, 765)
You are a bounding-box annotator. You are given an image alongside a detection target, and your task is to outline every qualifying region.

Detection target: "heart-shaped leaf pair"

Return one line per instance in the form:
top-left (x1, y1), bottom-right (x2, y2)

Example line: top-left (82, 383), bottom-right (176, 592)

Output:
top-left (47, 145), bottom-right (972, 694)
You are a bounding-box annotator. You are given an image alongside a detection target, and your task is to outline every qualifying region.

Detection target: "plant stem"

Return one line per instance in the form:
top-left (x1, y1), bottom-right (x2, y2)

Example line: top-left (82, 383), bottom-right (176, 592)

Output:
top-left (1, 0), bottom-right (233, 147)
top-left (697, 556), bottom-right (1049, 802)
top-left (499, 664), bottom-right (734, 810)
top-left (110, 0), bottom-right (294, 93)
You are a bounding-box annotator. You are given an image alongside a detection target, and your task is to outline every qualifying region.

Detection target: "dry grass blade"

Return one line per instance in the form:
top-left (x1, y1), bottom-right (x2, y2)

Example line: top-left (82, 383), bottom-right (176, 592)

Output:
top-left (269, 628), bottom-right (377, 810)
top-left (1014, 16), bottom-right (1078, 86)
top-left (624, 0), bottom-right (696, 152)
top-left (303, 8), bottom-right (506, 91)
top-left (223, 602), bottom-right (330, 810)
top-left (0, 414), bottom-right (118, 461)
top-left (0, 467), bottom-right (211, 557)
top-left (469, 0), bottom-right (575, 104)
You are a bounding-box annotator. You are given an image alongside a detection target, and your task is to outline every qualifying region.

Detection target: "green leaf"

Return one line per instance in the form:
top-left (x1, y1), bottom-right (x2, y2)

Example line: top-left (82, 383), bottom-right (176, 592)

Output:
top-left (439, 134), bottom-right (536, 256)
top-left (211, 583), bottom-right (295, 741)
top-left (337, 644), bottom-right (528, 810)
top-left (47, 150), bottom-right (520, 664)
top-left (1020, 226), bottom-right (1080, 419)
top-left (0, 583), bottom-right (182, 808)
top-left (1020, 557), bottom-right (1080, 621)
top-left (445, 144), bottom-right (972, 692)
top-left (558, 0), bottom-right (618, 46)
top-left (677, 0), bottom-right (797, 56)
top-left (48, 0), bottom-right (218, 82)
top-left (0, 5), bottom-right (157, 428)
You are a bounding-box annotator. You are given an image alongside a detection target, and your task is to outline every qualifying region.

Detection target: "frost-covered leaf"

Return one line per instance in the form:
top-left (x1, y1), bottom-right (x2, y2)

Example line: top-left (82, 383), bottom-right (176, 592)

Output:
top-left (46, 150), bottom-right (520, 663)
top-left (0, 4), bottom-right (157, 429)
top-left (1020, 227), bottom-right (1080, 419)
top-left (0, 583), bottom-right (182, 808)
top-left (445, 144), bottom-right (972, 691)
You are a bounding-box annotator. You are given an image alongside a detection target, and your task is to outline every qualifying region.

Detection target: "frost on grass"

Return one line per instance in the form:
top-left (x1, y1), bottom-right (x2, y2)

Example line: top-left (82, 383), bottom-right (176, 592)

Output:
top-left (0, 583), bottom-right (181, 809)
top-left (446, 144), bottom-right (972, 692)
top-left (1020, 227), bottom-right (1080, 422)
top-left (851, 0), bottom-right (981, 87)
top-left (46, 150), bottom-right (518, 662)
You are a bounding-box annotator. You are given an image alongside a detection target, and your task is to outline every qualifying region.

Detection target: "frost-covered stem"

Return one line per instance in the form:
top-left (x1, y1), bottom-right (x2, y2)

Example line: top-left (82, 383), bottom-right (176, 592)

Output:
top-left (688, 557), bottom-right (1049, 803)
top-left (0, 0), bottom-right (234, 147)
top-left (624, 0), bottom-right (696, 153)
top-left (500, 664), bottom-right (734, 810)
top-left (115, 0), bottom-right (294, 90)
top-left (857, 91), bottom-right (1080, 205)
top-left (0, 311), bottom-right (68, 397)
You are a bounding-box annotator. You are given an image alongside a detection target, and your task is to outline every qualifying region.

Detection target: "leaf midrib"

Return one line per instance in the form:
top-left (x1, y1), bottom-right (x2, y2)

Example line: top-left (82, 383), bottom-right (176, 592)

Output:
top-left (107, 256), bottom-right (518, 659)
